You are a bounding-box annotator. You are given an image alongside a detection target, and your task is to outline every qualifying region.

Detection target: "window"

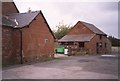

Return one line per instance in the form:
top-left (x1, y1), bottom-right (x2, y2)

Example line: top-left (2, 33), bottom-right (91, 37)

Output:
top-left (79, 42), bottom-right (84, 47)
top-left (67, 42), bottom-right (74, 45)
top-left (96, 43), bottom-right (99, 47)
top-left (99, 35), bottom-right (102, 40)
top-left (105, 43), bottom-right (107, 48)
top-left (45, 39), bottom-right (48, 44)
top-left (60, 42), bottom-right (66, 45)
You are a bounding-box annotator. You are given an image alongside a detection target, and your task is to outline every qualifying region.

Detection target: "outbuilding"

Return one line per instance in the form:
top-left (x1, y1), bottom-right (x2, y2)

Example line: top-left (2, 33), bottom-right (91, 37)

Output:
top-left (58, 21), bottom-right (111, 54)
top-left (2, 2), bottom-right (55, 65)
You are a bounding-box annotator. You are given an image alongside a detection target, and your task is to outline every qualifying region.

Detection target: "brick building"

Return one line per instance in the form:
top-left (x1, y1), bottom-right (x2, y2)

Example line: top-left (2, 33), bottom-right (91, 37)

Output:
top-left (2, 2), bottom-right (55, 65)
top-left (2, 2), bottom-right (19, 15)
top-left (59, 21), bottom-right (111, 54)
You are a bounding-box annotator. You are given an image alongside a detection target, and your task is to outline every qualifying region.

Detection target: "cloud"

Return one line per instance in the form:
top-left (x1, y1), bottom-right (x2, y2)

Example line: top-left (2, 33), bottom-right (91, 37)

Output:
top-left (14, 0), bottom-right (118, 38)
top-left (99, 2), bottom-right (118, 11)
top-left (50, 2), bottom-right (118, 36)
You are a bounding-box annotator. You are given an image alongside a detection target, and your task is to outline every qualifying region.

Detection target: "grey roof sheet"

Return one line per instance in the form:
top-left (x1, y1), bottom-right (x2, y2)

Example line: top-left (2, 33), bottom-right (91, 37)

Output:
top-left (1, 11), bottom-right (56, 39)
top-left (5, 11), bottom-right (40, 28)
top-left (58, 34), bottom-right (95, 42)
top-left (81, 21), bottom-right (107, 35)
top-left (0, 16), bottom-right (17, 27)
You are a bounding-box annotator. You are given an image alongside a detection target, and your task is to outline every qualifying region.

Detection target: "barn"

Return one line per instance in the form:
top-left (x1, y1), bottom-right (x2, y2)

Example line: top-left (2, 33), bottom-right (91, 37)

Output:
top-left (1, 2), bottom-right (55, 65)
top-left (58, 21), bottom-right (111, 54)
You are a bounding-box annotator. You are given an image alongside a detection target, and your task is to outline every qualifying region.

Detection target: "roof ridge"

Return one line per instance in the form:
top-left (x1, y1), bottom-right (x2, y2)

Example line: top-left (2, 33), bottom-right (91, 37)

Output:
top-left (6, 10), bottom-right (40, 15)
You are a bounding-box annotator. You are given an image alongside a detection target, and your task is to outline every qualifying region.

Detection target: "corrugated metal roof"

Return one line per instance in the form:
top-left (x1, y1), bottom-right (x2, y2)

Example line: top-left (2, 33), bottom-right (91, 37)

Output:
top-left (58, 34), bottom-right (95, 42)
top-left (81, 21), bottom-right (107, 35)
top-left (5, 11), bottom-right (40, 28)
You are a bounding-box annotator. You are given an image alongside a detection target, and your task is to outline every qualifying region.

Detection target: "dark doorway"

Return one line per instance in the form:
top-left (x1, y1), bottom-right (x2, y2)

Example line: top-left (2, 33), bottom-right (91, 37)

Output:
top-left (96, 43), bottom-right (99, 54)
top-left (79, 42), bottom-right (84, 47)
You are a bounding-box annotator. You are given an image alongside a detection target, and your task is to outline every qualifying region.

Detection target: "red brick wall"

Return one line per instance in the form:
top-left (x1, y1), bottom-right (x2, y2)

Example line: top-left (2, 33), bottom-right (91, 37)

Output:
top-left (2, 13), bottom-right (55, 64)
top-left (2, 27), bottom-right (21, 65)
top-left (2, 2), bottom-right (19, 15)
top-left (67, 22), bottom-right (94, 35)
top-left (65, 22), bottom-right (111, 54)
top-left (85, 35), bottom-right (111, 54)
top-left (22, 14), bottom-right (55, 62)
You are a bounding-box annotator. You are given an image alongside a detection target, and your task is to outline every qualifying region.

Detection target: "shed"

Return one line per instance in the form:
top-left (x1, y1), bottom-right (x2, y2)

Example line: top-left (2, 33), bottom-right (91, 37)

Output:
top-left (59, 21), bottom-right (111, 54)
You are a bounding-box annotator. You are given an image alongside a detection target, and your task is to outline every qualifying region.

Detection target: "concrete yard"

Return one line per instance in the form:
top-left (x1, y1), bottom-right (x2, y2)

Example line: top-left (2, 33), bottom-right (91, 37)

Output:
top-left (2, 54), bottom-right (119, 79)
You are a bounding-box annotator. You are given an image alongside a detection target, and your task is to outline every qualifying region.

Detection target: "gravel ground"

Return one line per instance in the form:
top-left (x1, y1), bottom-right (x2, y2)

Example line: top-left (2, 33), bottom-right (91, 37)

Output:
top-left (2, 54), bottom-right (119, 79)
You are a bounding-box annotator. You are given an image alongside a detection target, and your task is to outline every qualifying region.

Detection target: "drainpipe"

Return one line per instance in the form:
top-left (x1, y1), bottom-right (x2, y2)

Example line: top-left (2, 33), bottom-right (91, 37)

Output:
top-left (14, 19), bottom-right (23, 64)
top-left (20, 29), bottom-right (23, 64)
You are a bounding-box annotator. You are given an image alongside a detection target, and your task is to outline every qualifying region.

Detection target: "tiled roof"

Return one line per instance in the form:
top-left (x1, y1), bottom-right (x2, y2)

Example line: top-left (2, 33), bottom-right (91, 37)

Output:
top-left (1, 11), bottom-right (56, 39)
top-left (5, 11), bottom-right (40, 28)
top-left (0, 16), bottom-right (17, 27)
top-left (58, 34), bottom-right (95, 42)
top-left (81, 21), bottom-right (107, 35)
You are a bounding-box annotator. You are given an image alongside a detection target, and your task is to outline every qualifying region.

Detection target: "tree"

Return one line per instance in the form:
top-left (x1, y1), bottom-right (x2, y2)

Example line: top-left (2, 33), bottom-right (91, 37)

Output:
top-left (108, 36), bottom-right (120, 47)
top-left (54, 22), bottom-right (71, 39)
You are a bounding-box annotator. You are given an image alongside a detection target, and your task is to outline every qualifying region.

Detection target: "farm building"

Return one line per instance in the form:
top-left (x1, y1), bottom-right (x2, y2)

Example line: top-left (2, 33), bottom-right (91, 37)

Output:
top-left (58, 21), bottom-right (111, 54)
top-left (1, 2), bottom-right (55, 65)
top-left (2, 2), bottom-right (19, 15)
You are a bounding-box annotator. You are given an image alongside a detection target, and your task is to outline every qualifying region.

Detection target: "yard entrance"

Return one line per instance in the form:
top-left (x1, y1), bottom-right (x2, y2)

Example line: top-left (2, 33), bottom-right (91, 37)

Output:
top-left (2, 54), bottom-right (118, 79)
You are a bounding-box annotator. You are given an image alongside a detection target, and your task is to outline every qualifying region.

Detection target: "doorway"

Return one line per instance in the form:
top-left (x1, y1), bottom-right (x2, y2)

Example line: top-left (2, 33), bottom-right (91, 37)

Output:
top-left (79, 42), bottom-right (84, 47)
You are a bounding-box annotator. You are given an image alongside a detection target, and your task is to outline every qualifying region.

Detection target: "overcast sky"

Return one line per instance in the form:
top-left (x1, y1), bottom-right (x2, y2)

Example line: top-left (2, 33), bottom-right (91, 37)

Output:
top-left (13, 0), bottom-right (119, 38)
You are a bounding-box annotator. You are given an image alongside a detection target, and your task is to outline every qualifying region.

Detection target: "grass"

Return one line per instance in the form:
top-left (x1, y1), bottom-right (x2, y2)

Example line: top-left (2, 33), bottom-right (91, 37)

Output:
top-left (111, 46), bottom-right (120, 53)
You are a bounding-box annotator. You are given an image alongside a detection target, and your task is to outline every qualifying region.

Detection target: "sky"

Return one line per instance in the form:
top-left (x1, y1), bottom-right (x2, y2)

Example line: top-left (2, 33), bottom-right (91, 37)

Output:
top-left (13, 0), bottom-right (119, 38)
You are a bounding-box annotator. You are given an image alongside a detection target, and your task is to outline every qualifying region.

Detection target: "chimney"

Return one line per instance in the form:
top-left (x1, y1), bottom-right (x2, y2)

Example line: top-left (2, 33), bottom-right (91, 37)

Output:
top-left (28, 7), bottom-right (31, 13)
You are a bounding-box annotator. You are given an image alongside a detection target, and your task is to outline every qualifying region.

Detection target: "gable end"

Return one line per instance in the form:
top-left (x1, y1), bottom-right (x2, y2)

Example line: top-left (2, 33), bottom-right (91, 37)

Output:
top-left (2, 2), bottom-right (19, 15)
top-left (39, 11), bottom-right (56, 39)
